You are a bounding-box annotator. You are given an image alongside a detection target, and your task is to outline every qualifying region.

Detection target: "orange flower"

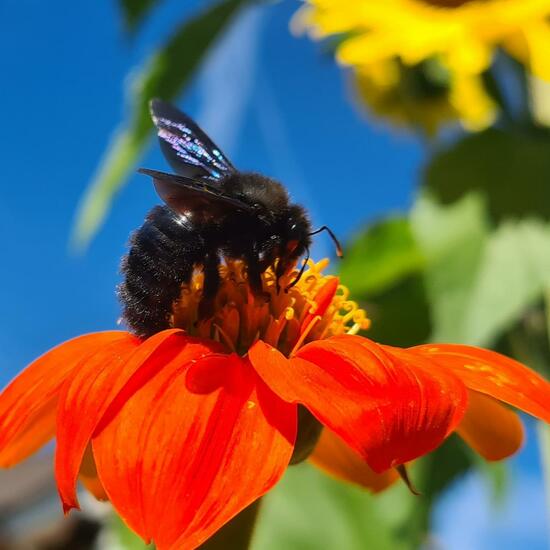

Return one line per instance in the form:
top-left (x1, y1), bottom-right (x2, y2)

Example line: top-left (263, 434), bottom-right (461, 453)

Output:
top-left (1, 259), bottom-right (549, 549)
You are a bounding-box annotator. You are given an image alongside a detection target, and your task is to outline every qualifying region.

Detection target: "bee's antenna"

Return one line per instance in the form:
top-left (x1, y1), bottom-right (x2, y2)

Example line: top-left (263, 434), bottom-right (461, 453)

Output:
top-left (309, 226), bottom-right (344, 258)
top-left (285, 246), bottom-right (310, 292)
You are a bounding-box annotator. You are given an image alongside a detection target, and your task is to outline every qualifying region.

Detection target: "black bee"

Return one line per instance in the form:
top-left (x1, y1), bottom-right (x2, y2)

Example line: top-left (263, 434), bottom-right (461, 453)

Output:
top-left (119, 99), bottom-right (342, 338)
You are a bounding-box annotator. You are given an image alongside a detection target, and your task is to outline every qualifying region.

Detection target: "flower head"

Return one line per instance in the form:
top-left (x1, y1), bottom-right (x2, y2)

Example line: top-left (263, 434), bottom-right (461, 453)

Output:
top-left (353, 57), bottom-right (495, 134)
top-left (1, 259), bottom-right (550, 548)
top-left (296, 0), bottom-right (550, 130)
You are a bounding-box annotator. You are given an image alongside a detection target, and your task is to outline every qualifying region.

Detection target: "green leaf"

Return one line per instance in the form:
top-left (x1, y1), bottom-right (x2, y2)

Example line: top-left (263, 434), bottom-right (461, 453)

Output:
top-left (425, 127), bottom-right (550, 222)
top-left (461, 220), bottom-right (550, 345)
top-left (359, 275), bottom-right (431, 348)
top-left (338, 215), bottom-right (430, 347)
top-left (72, 130), bottom-right (143, 251)
top-left (411, 193), bottom-right (489, 343)
top-left (340, 217), bottom-right (424, 296)
top-left (252, 463), bottom-right (413, 550)
top-left (119, 0), bottom-right (161, 31)
top-left (411, 194), bottom-right (550, 346)
top-left (72, 0), bottom-right (247, 250)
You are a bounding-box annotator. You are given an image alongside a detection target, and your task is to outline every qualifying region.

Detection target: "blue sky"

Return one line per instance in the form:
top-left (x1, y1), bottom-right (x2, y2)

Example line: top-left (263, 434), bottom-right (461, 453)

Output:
top-left (0, 0), bottom-right (546, 547)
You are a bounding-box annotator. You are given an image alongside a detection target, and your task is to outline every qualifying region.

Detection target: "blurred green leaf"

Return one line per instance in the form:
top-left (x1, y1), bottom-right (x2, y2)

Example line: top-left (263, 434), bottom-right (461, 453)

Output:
top-left (340, 217), bottom-right (424, 296)
top-left (119, 0), bottom-right (161, 31)
top-left (360, 275), bottom-right (431, 347)
top-left (412, 194), bottom-right (550, 346)
top-left (416, 436), bottom-right (477, 503)
top-left (109, 513), bottom-right (152, 549)
top-left (346, 192), bottom-right (550, 347)
top-left (338, 216), bottom-right (430, 347)
top-left (404, 436), bottom-right (474, 543)
top-left (461, 220), bottom-right (550, 345)
top-left (252, 463), bottom-right (413, 550)
top-left (411, 193), bottom-right (489, 343)
top-left (200, 500), bottom-right (261, 549)
top-left (72, 0), bottom-right (247, 250)
top-left (425, 127), bottom-right (550, 221)
top-left (474, 456), bottom-right (508, 506)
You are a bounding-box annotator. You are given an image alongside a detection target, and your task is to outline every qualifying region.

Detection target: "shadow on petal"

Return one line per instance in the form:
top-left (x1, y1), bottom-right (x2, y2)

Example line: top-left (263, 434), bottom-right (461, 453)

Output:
top-left (310, 428), bottom-right (398, 493)
top-left (457, 390), bottom-right (524, 461)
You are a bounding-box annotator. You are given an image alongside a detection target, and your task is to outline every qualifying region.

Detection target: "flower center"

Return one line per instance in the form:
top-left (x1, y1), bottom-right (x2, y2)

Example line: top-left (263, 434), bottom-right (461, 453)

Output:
top-left (170, 259), bottom-right (370, 356)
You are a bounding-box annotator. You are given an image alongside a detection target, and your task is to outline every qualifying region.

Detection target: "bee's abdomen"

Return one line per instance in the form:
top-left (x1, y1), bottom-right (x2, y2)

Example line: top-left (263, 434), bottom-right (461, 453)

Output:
top-left (118, 206), bottom-right (204, 338)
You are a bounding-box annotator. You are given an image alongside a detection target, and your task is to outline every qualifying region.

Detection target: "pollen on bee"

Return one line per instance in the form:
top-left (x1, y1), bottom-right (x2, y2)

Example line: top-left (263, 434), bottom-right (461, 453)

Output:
top-left (170, 259), bottom-right (371, 356)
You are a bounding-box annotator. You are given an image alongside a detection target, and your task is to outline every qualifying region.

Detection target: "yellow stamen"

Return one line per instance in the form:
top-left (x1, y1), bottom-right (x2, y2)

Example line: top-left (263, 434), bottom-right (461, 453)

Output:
top-left (170, 259), bottom-right (371, 356)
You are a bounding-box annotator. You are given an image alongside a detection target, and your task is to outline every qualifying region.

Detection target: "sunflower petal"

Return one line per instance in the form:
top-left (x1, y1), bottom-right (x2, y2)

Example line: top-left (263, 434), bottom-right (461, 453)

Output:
top-left (456, 390), bottom-right (524, 461)
top-left (310, 428), bottom-right (398, 493)
top-left (93, 351), bottom-right (295, 549)
top-left (0, 332), bottom-right (129, 467)
top-left (249, 336), bottom-right (467, 472)
top-left (412, 344), bottom-right (550, 423)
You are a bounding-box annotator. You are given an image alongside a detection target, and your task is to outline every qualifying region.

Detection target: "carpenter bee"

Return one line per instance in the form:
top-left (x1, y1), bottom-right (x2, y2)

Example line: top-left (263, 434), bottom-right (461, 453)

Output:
top-left (119, 99), bottom-right (342, 338)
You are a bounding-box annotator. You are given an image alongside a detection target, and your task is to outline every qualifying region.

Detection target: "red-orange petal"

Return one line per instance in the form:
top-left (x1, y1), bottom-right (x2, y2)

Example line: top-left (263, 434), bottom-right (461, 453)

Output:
top-left (55, 332), bottom-right (159, 511)
top-left (92, 351), bottom-right (296, 549)
top-left (0, 331), bottom-right (129, 467)
top-left (310, 428), bottom-right (398, 493)
top-left (0, 398), bottom-right (57, 467)
top-left (300, 277), bottom-right (339, 335)
top-left (456, 390), bottom-right (524, 461)
top-left (411, 344), bottom-right (550, 422)
top-left (248, 336), bottom-right (467, 472)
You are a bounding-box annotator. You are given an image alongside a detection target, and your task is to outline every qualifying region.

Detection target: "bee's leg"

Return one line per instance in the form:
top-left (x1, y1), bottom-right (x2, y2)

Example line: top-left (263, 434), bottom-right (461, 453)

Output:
top-left (198, 252), bottom-right (221, 321)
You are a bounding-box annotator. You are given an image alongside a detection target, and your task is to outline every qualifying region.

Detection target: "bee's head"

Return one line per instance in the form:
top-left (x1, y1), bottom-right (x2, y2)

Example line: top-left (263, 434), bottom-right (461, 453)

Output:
top-left (280, 205), bottom-right (312, 261)
top-left (267, 205), bottom-right (311, 292)
top-left (277, 206), bottom-right (344, 293)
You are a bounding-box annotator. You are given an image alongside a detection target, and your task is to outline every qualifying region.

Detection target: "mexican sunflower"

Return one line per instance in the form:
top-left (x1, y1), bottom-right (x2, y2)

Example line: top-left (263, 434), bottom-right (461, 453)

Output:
top-left (295, 0), bottom-right (550, 130)
top-left (1, 259), bottom-right (550, 549)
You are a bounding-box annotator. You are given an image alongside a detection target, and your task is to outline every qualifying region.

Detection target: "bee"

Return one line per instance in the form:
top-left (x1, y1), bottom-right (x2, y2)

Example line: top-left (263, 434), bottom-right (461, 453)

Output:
top-left (119, 99), bottom-right (342, 338)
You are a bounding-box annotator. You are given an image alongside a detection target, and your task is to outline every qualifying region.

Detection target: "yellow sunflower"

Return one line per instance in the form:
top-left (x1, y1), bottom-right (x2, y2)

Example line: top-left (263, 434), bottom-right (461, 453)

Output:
top-left (353, 57), bottom-right (495, 134)
top-left (296, 0), bottom-right (550, 131)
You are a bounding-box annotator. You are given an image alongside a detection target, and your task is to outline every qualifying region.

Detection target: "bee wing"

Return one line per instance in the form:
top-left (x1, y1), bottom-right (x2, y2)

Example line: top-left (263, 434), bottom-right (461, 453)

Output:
top-left (150, 99), bottom-right (236, 182)
top-left (139, 169), bottom-right (252, 219)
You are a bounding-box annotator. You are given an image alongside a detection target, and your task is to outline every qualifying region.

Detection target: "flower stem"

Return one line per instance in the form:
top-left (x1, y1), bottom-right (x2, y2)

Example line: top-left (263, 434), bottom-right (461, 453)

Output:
top-left (198, 499), bottom-right (262, 550)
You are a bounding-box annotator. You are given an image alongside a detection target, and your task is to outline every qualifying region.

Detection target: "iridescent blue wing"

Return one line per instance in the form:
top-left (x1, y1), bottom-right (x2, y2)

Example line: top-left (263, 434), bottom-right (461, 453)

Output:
top-left (150, 99), bottom-right (235, 182)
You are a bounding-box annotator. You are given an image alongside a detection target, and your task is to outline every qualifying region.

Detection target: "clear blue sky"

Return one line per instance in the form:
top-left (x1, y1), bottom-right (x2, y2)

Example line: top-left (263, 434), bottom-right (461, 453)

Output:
top-left (0, 0), bottom-right (546, 547)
